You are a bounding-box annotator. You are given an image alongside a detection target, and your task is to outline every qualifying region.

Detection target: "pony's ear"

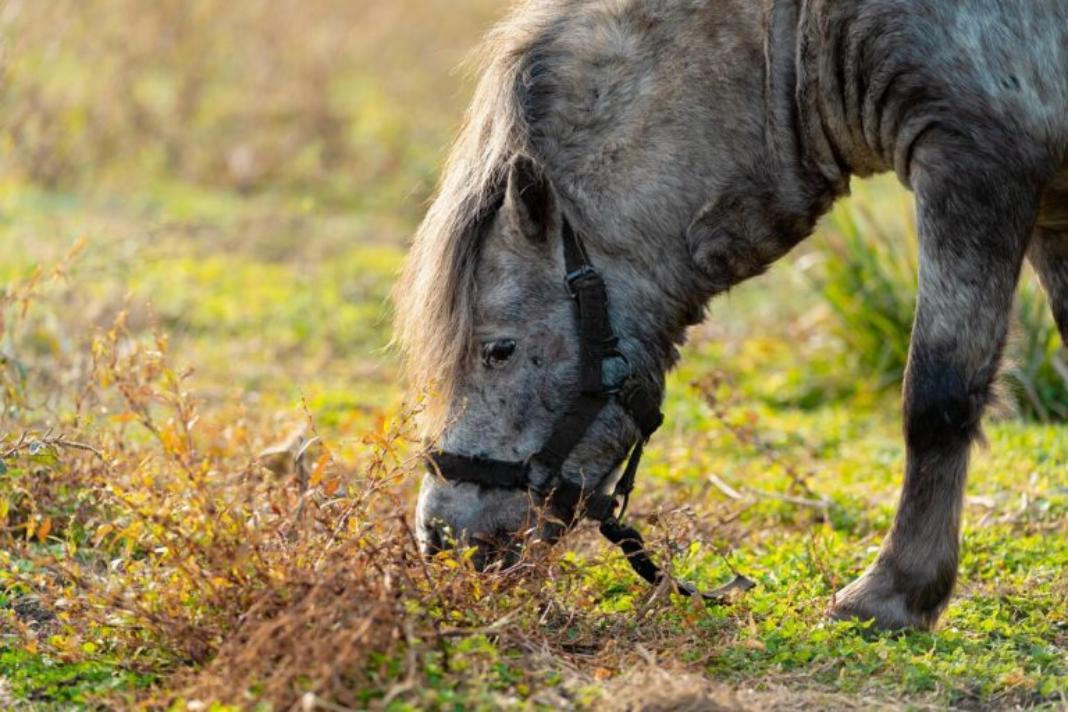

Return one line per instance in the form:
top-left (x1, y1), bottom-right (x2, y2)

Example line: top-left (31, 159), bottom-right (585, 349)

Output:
top-left (503, 154), bottom-right (556, 242)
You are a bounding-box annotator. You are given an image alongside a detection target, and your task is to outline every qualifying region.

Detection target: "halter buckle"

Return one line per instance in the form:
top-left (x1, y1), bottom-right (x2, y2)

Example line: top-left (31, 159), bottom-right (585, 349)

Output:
top-left (564, 265), bottom-right (599, 298)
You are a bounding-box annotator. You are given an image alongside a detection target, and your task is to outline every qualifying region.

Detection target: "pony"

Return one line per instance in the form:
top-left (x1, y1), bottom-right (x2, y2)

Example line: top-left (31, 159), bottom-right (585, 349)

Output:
top-left (394, 0), bottom-right (1068, 630)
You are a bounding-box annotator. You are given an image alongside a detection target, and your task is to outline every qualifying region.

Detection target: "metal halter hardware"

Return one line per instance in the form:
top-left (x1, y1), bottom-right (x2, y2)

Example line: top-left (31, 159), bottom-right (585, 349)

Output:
top-left (428, 218), bottom-right (753, 602)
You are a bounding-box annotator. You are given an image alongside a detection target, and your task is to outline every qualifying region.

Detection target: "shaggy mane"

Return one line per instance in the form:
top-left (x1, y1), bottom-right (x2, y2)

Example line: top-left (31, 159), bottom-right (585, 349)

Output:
top-left (393, 1), bottom-right (566, 429)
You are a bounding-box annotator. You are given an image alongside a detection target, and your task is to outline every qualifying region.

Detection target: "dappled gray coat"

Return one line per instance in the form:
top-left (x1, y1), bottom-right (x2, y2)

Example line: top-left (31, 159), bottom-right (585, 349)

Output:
top-left (396, 0), bottom-right (1068, 631)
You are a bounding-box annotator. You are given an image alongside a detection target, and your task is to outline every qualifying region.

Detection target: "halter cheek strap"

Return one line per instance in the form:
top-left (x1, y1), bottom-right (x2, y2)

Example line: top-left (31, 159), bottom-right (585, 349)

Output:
top-left (428, 218), bottom-right (753, 603)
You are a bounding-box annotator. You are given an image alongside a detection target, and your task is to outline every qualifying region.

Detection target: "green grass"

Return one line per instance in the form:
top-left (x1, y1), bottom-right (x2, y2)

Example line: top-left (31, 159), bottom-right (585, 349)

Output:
top-left (652, 370), bottom-right (1068, 707)
top-left (4, 179), bottom-right (1066, 709)
top-left (0, 649), bottom-right (154, 709)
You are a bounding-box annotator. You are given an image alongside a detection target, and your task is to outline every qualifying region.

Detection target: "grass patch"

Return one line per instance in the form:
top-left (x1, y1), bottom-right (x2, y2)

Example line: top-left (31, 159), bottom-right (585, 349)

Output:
top-left (0, 648), bottom-right (154, 708)
top-left (2, 197), bottom-right (1066, 708)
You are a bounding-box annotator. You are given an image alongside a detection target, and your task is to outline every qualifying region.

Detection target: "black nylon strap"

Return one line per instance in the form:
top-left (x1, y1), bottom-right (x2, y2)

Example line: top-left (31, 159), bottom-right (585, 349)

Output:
top-left (598, 516), bottom-right (665, 587)
top-left (597, 515), bottom-right (756, 602)
top-left (428, 452), bottom-right (528, 489)
top-left (614, 440), bottom-right (644, 511)
top-left (574, 276), bottom-right (617, 393)
top-left (620, 382), bottom-right (665, 439)
top-left (564, 223), bottom-right (617, 395)
top-left (561, 219), bottom-right (590, 274)
top-left (533, 392), bottom-right (609, 471)
top-left (533, 220), bottom-right (616, 471)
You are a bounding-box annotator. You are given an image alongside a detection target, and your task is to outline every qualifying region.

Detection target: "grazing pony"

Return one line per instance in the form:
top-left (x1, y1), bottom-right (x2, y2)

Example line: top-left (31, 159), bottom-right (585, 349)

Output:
top-left (394, 0), bottom-right (1068, 629)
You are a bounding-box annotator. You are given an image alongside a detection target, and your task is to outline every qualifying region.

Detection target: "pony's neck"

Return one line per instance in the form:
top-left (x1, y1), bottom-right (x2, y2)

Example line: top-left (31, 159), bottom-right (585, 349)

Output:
top-left (741, 0), bottom-right (858, 236)
top-left (561, 0), bottom-right (867, 401)
top-left (681, 0), bottom-right (851, 301)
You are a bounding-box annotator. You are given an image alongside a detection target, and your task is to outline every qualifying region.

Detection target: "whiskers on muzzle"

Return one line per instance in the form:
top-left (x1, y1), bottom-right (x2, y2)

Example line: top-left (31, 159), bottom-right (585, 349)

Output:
top-left (469, 530), bottom-right (524, 572)
top-left (418, 522), bottom-right (553, 574)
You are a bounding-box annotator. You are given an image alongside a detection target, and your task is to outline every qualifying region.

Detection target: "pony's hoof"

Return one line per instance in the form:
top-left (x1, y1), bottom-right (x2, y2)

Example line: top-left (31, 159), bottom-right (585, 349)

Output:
top-left (827, 569), bottom-right (942, 632)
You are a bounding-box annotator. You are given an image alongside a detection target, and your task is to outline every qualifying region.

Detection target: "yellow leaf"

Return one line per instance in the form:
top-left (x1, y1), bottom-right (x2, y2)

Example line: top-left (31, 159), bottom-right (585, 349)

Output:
top-left (93, 524), bottom-right (114, 546)
top-left (160, 421), bottom-right (185, 454)
top-left (323, 478), bottom-right (340, 496)
top-left (308, 452), bottom-right (330, 487)
top-left (37, 517), bottom-right (52, 541)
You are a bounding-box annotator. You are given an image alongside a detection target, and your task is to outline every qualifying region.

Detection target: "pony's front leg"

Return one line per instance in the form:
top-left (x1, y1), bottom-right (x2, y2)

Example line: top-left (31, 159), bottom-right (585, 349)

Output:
top-left (829, 136), bottom-right (1044, 630)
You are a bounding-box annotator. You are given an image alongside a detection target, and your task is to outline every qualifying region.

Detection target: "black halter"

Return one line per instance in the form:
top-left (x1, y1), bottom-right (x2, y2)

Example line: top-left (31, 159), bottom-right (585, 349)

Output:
top-left (429, 219), bottom-right (752, 602)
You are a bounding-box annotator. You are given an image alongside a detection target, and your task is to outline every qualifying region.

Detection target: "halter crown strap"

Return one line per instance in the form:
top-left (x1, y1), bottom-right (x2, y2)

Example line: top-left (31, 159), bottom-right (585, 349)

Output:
top-left (532, 220), bottom-right (618, 472)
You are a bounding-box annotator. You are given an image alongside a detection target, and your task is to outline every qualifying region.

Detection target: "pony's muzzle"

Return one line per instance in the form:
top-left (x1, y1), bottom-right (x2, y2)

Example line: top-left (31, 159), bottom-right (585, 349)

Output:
top-left (418, 521), bottom-right (447, 557)
top-left (417, 519), bottom-right (522, 572)
top-left (469, 530), bottom-right (523, 572)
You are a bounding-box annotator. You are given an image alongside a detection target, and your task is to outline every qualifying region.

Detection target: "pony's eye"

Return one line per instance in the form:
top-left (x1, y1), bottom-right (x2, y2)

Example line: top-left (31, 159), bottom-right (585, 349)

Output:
top-left (482, 339), bottom-right (517, 368)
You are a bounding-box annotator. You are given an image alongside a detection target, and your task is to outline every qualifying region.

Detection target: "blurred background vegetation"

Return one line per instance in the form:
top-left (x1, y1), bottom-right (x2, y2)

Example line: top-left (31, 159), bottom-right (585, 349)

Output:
top-left (1, 0), bottom-right (501, 424)
top-left (2, 0), bottom-right (497, 209)
top-left (2, 0), bottom-right (1064, 419)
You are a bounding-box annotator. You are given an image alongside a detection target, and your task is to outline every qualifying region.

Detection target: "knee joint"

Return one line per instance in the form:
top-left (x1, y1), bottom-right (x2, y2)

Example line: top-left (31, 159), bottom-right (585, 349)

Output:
top-left (904, 366), bottom-right (985, 452)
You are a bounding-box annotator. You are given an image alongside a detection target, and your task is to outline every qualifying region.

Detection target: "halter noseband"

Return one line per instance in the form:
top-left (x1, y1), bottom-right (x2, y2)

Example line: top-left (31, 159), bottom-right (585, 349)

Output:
top-left (428, 218), bottom-right (748, 602)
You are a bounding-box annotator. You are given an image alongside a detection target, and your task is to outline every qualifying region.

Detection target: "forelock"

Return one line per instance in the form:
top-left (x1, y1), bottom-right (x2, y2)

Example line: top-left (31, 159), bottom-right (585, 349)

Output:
top-left (392, 1), bottom-right (569, 430)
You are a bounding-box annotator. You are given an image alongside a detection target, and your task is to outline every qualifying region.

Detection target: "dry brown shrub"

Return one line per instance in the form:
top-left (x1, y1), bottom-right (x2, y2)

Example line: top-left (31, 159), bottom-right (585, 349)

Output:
top-left (1, 250), bottom-right (753, 710)
top-left (0, 273), bottom-right (571, 708)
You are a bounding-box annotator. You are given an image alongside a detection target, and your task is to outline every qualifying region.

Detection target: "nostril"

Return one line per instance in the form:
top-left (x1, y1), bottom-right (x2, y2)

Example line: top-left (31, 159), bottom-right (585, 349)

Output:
top-left (470, 530), bottom-right (521, 572)
top-left (470, 531), bottom-right (495, 546)
top-left (500, 544), bottom-right (521, 570)
top-left (469, 531), bottom-right (495, 571)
